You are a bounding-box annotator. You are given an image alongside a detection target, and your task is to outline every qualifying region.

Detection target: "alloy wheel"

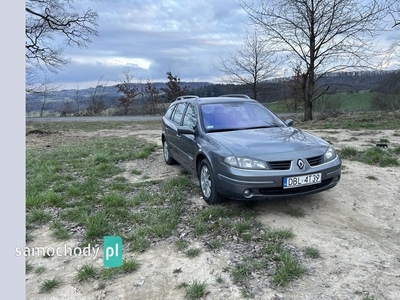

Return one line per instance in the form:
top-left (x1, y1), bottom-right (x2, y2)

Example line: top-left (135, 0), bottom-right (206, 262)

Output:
top-left (200, 165), bottom-right (211, 198)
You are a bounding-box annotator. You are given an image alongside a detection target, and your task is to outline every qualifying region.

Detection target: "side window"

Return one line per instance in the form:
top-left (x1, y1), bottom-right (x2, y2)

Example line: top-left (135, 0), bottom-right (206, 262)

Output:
top-left (164, 104), bottom-right (176, 120)
top-left (182, 104), bottom-right (197, 129)
top-left (172, 103), bottom-right (186, 124)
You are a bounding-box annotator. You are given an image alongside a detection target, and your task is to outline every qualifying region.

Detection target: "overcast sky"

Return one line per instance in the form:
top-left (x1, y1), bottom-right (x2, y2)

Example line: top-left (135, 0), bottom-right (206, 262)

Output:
top-left (36, 0), bottom-right (400, 90)
top-left (48, 0), bottom-right (251, 89)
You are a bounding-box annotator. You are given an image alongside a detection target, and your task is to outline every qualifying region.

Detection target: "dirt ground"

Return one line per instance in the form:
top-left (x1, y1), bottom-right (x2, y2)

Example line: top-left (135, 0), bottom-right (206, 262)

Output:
top-left (25, 127), bottom-right (400, 300)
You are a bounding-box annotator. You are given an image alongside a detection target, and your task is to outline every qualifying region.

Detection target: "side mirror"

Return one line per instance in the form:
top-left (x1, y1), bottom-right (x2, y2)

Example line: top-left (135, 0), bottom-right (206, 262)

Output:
top-left (177, 126), bottom-right (195, 135)
top-left (285, 119), bottom-right (294, 126)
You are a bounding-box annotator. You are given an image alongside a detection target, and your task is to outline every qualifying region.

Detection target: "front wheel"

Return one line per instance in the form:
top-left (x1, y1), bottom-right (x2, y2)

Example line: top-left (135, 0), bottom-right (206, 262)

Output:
top-left (198, 159), bottom-right (223, 204)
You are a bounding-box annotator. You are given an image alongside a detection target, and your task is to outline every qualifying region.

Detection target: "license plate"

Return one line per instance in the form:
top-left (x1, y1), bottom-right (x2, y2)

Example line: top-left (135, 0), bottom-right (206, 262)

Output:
top-left (283, 173), bottom-right (321, 189)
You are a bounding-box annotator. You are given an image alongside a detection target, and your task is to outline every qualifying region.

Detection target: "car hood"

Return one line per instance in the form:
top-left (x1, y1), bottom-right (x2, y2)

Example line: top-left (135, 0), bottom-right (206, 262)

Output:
top-left (209, 127), bottom-right (328, 159)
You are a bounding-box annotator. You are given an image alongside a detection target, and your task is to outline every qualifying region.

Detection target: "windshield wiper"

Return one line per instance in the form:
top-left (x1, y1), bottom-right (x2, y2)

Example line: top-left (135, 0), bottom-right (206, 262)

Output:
top-left (242, 124), bottom-right (280, 130)
top-left (207, 128), bottom-right (240, 133)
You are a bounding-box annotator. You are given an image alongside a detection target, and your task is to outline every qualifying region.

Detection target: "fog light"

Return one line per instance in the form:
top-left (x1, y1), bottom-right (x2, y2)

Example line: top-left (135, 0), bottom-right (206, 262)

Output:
top-left (243, 189), bottom-right (253, 199)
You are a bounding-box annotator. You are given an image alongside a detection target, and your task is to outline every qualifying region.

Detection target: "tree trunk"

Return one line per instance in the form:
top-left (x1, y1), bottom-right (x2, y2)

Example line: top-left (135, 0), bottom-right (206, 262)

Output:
top-left (303, 100), bottom-right (313, 121)
top-left (301, 72), bottom-right (313, 121)
top-left (40, 96), bottom-right (46, 117)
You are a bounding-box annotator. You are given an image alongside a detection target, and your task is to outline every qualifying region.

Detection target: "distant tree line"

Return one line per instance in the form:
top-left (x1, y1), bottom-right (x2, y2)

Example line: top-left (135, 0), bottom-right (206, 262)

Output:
top-left (26, 69), bottom-right (400, 117)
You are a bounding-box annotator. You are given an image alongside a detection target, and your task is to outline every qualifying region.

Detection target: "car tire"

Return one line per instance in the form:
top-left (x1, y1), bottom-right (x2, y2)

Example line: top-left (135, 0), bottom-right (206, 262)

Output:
top-left (163, 139), bottom-right (177, 165)
top-left (198, 159), bottom-right (224, 204)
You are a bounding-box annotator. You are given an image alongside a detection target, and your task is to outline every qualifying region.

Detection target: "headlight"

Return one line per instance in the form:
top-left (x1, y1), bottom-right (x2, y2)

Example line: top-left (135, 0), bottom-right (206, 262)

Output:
top-left (223, 156), bottom-right (269, 169)
top-left (323, 146), bottom-right (337, 163)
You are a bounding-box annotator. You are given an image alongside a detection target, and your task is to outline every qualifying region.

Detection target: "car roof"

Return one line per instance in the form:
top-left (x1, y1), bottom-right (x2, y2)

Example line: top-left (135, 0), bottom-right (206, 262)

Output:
top-left (173, 95), bottom-right (258, 105)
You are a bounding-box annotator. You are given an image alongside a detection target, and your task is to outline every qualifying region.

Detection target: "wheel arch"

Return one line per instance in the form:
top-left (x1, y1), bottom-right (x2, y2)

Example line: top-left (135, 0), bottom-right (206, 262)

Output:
top-left (196, 153), bottom-right (207, 176)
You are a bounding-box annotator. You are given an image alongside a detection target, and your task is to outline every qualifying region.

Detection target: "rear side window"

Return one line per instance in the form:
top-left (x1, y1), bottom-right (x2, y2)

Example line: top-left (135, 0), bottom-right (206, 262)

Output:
top-left (172, 103), bottom-right (186, 124)
top-left (164, 104), bottom-right (176, 120)
top-left (182, 104), bottom-right (197, 129)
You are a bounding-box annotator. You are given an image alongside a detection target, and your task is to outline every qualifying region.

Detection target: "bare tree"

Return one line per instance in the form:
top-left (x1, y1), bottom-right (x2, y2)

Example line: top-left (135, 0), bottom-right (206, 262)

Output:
top-left (26, 0), bottom-right (99, 72)
top-left (215, 30), bottom-right (280, 100)
top-left (142, 80), bottom-right (161, 115)
top-left (161, 71), bottom-right (188, 102)
top-left (116, 69), bottom-right (141, 115)
top-left (35, 76), bottom-right (61, 117)
top-left (387, 3), bottom-right (400, 61)
top-left (390, 2), bottom-right (400, 28)
top-left (61, 99), bottom-right (74, 116)
top-left (87, 76), bottom-right (108, 116)
top-left (282, 64), bottom-right (304, 113)
top-left (239, 0), bottom-right (394, 120)
top-left (74, 84), bottom-right (81, 114)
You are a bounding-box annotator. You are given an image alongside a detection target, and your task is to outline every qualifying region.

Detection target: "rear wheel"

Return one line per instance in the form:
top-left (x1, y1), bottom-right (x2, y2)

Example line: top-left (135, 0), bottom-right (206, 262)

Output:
top-left (198, 159), bottom-right (223, 204)
top-left (163, 139), bottom-right (177, 165)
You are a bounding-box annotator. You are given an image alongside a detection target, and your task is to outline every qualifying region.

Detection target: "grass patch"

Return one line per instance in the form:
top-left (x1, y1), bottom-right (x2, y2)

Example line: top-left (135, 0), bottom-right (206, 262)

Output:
top-left (264, 228), bottom-right (295, 242)
top-left (83, 212), bottom-right (113, 245)
top-left (190, 204), bottom-right (259, 239)
top-left (379, 138), bottom-right (390, 143)
top-left (304, 247), bottom-right (321, 259)
top-left (320, 135), bottom-right (339, 144)
top-left (393, 146), bottom-right (400, 155)
top-left (131, 169), bottom-right (143, 175)
top-left (297, 110), bottom-right (400, 130)
top-left (231, 263), bottom-right (252, 284)
top-left (286, 207), bottom-right (306, 218)
top-left (26, 261), bottom-right (34, 273)
top-left (26, 208), bottom-right (52, 225)
top-left (366, 175), bottom-right (378, 181)
top-left (101, 193), bottom-right (126, 208)
top-left (119, 258), bottom-right (140, 273)
top-left (50, 220), bottom-right (70, 240)
top-left (175, 239), bottom-right (189, 251)
top-left (76, 264), bottom-right (98, 282)
top-left (339, 146), bottom-right (399, 167)
top-left (161, 176), bottom-right (194, 193)
top-left (26, 120), bottom-right (162, 132)
top-left (241, 288), bottom-right (253, 299)
top-left (206, 239), bottom-right (222, 250)
top-left (184, 280), bottom-right (207, 300)
top-left (127, 232), bottom-right (151, 252)
top-left (215, 275), bottom-right (224, 284)
top-left (40, 278), bottom-right (62, 293)
top-left (186, 248), bottom-right (201, 258)
top-left (100, 258), bottom-right (140, 281)
top-left (101, 268), bottom-right (118, 281)
top-left (273, 250), bottom-right (306, 286)
top-left (35, 266), bottom-right (46, 275)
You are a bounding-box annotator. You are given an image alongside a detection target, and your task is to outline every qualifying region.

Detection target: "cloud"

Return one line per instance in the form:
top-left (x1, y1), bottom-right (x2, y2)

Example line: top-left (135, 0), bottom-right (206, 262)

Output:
top-left (50, 0), bottom-right (249, 88)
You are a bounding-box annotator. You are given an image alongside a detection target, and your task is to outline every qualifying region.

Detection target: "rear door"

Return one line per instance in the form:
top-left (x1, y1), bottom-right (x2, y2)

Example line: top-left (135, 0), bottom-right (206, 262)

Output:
top-left (165, 102), bottom-right (187, 162)
top-left (177, 103), bottom-right (199, 173)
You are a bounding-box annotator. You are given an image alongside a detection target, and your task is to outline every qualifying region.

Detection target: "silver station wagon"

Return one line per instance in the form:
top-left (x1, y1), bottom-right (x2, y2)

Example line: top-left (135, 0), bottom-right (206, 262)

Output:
top-left (161, 95), bottom-right (342, 204)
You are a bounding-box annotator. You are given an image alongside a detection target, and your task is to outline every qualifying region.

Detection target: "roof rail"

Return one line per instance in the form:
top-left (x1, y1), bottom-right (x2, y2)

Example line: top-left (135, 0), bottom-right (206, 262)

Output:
top-left (175, 95), bottom-right (199, 101)
top-left (218, 94), bottom-right (251, 99)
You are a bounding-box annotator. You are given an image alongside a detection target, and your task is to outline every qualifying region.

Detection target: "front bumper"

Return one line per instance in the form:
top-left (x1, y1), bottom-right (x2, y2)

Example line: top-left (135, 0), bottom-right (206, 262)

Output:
top-left (215, 158), bottom-right (342, 200)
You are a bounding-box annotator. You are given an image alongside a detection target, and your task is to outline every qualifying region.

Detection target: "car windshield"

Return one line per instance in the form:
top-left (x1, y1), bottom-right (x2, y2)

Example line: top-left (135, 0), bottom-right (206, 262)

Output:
top-left (200, 102), bottom-right (285, 132)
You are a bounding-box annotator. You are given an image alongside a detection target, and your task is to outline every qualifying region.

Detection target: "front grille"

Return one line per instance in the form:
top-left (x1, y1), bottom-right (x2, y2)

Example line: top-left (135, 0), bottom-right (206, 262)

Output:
top-left (259, 179), bottom-right (333, 196)
top-left (268, 161), bottom-right (291, 170)
top-left (306, 155), bottom-right (323, 167)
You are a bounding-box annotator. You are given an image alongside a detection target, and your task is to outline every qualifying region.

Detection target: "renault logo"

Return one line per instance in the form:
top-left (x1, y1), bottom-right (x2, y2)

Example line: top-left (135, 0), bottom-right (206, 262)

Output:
top-left (297, 159), bottom-right (305, 169)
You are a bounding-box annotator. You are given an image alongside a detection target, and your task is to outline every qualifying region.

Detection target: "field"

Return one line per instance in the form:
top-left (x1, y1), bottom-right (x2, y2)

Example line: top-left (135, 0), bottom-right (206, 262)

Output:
top-left (25, 111), bottom-right (400, 299)
top-left (265, 91), bottom-right (374, 114)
